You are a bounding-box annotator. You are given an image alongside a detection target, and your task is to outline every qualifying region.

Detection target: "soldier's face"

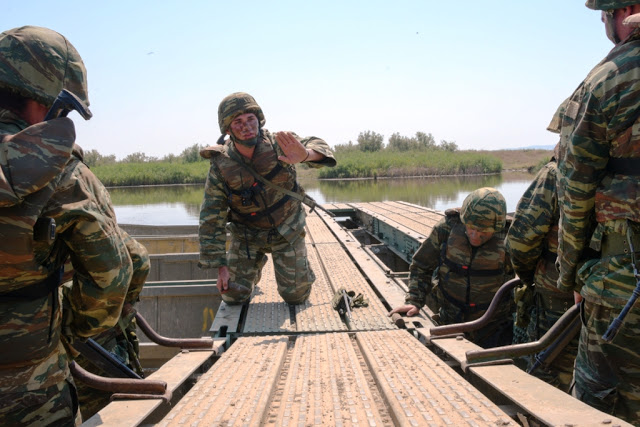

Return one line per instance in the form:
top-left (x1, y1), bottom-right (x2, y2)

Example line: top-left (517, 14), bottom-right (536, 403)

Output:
top-left (465, 225), bottom-right (494, 247)
top-left (229, 113), bottom-right (259, 141)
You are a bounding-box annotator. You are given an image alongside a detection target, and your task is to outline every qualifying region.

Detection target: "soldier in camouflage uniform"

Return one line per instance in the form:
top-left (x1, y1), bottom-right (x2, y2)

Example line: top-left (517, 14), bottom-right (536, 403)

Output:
top-left (65, 229), bottom-right (150, 420)
top-left (390, 188), bottom-right (514, 348)
top-left (506, 141), bottom-right (577, 393)
top-left (0, 26), bottom-right (135, 426)
top-left (199, 92), bottom-right (336, 305)
top-left (555, 1), bottom-right (640, 422)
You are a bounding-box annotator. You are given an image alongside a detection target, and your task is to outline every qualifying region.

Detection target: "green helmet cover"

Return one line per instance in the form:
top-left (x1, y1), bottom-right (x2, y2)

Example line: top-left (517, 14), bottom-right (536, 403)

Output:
top-left (460, 187), bottom-right (507, 233)
top-left (585, 0), bottom-right (639, 10)
top-left (0, 26), bottom-right (89, 107)
top-left (217, 92), bottom-right (266, 134)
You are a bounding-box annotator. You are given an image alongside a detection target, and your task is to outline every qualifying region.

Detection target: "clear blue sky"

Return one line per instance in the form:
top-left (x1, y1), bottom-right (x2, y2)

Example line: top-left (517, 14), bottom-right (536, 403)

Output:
top-left (2, 1), bottom-right (612, 159)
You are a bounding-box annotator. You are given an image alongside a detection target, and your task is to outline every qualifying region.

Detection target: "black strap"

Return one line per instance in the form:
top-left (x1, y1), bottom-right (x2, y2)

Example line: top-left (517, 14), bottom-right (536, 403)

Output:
top-left (225, 163), bottom-right (285, 197)
top-left (230, 183), bottom-right (298, 222)
top-left (1, 267), bottom-right (64, 300)
top-left (541, 246), bottom-right (558, 263)
top-left (607, 157), bottom-right (640, 176)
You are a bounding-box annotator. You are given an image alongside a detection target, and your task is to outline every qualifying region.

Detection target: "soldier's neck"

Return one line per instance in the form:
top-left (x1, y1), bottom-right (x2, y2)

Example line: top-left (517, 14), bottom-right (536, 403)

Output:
top-left (234, 142), bottom-right (255, 160)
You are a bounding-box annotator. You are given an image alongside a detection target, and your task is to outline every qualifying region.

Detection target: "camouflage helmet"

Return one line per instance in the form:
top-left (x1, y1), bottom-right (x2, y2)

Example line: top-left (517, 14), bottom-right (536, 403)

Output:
top-left (0, 26), bottom-right (89, 107)
top-left (217, 92), bottom-right (266, 134)
top-left (460, 187), bottom-right (507, 233)
top-left (585, 0), bottom-right (639, 10)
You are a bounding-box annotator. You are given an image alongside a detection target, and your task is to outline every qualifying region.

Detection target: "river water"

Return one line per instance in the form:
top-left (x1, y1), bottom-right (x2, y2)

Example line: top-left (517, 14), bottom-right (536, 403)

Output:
top-left (109, 171), bottom-right (536, 226)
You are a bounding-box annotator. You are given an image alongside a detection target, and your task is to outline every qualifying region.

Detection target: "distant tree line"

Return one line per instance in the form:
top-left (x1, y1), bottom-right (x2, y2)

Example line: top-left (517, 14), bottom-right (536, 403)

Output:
top-left (335, 130), bottom-right (458, 154)
top-left (83, 143), bottom-right (207, 167)
top-left (84, 130), bottom-right (458, 167)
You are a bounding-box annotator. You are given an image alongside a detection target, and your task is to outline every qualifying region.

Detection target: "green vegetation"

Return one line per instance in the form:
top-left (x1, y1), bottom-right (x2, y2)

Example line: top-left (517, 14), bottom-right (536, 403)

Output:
top-left (86, 133), bottom-right (553, 186)
top-left (319, 130), bottom-right (493, 179)
top-left (319, 150), bottom-right (501, 179)
top-left (93, 161), bottom-right (209, 186)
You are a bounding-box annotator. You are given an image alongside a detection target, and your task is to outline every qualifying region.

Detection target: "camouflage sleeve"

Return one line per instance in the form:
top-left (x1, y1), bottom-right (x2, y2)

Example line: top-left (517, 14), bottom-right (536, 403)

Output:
top-left (557, 75), bottom-right (625, 292)
top-left (198, 162), bottom-right (229, 269)
top-left (300, 136), bottom-right (337, 168)
top-left (406, 217), bottom-right (450, 308)
top-left (120, 229), bottom-right (150, 304)
top-left (506, 162), bottom-right (558, 286)
top-left (48, 158), bottom-right (131, 339)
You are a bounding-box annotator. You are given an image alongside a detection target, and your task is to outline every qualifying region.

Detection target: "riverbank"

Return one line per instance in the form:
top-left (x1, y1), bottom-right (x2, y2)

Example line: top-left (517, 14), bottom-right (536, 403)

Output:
top-left (93, 149), bottom-right (551, 187)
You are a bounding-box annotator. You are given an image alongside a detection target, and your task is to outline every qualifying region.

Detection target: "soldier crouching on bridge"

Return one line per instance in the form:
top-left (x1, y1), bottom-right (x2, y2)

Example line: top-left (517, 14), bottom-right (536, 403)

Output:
top-left (198, 92), bottom-right (336, 305)
top-left (0, 26), bottom-right (134, 426)
top-left (390, 188), bottom-right (515, 348)
top-left (555, 1), bottom-right (640, 422)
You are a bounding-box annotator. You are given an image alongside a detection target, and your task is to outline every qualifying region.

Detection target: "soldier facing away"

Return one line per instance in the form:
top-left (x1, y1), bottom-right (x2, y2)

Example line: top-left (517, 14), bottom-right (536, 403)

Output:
top-left (390, 187), bottom-right (515, 348)
top-left (199, 92), bottom-right (336, 305)
top-left (506, 142), bottom-right (577, 392)
top-left (555, 1), bottom-right (640, 422)
top-left (0, 26), bottom-right (139, 426)
top-left (64, 228), bottom-right (150, 420)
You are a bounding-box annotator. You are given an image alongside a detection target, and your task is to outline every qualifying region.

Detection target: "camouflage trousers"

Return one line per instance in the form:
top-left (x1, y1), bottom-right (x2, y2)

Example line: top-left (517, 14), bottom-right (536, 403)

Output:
top-left (524, 295), bottom-right (578, 393)
top-left (0, 377), bottom-right (80, 426)
top-left (573, 299), bottom-right (640, 424)
top-left (224, 227), bottom-right (315, 305)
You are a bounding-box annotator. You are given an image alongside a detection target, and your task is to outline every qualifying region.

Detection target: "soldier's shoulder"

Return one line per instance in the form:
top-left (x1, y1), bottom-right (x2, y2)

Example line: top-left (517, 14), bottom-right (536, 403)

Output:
top-left (444, 208), bottom-right (461, 219)
top-left (200, 145), bottom-right (227, 160)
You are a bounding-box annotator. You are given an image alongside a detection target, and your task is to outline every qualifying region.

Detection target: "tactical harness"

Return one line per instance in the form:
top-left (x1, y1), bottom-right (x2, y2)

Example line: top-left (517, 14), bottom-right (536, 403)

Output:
top-left (437, 233), bottom-right (503, 315)
top-left (0, 119), bottom-right (75, 368)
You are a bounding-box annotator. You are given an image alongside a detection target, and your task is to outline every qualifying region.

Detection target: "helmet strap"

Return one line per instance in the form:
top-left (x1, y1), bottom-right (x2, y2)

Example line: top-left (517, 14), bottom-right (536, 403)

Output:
top-left (230, 129), bottom-right (262, 148)
top-left (603, 10), bottom-right (622, 44)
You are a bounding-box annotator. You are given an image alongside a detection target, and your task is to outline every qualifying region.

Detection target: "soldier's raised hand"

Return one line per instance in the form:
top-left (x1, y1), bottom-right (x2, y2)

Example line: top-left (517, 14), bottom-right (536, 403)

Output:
top-left (275, 131), bottom-right (310, 164)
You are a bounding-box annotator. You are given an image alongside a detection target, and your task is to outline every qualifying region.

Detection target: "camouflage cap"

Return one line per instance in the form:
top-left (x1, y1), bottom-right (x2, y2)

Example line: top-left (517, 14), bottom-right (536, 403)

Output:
top-left (460, 187), bottom-right (506, 233)
top-left (218, 92), bottom-right (266, 134)
top-left (0, 26), bottom-right (89, 107)
top-left (586, 0), bottom-right (640, 10)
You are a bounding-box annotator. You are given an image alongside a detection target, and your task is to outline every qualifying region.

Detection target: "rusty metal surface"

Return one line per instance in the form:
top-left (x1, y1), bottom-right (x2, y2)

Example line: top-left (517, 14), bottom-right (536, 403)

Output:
top-left (305, 213), bottom-right (339, 244)
top-left (357, 330), bottom-right (515, 426)
top-left (352, 201), bottom-right (444, 238)
top-left (243, 208), bottom-right (395, 334)
top-left (158, 331), bottom-right (514, 426)
top-left (243, 256), bottom-right (294, 333)
top-left (134, 235), bottom-right (199, 255)
top-left (294, 244), bottom-right (348, 332)
top-left (158, 336), bottom-right (289, 426)
top-left (313, 242), bottom-right (395, 331)
top-left (321, 202), bottom-right (353, 211)
top-left (468, 364), bottom-right (634, 427)
top-left (83, 349), bottom-right (216, 427)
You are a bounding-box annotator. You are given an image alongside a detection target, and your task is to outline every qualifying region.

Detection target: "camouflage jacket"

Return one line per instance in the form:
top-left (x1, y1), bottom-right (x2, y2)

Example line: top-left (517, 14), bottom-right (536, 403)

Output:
top-left (507, 158), bottom-right (564, 296)
top-left (0, 110), bottom-right (132, 393)
top-left (199, 129), bottom-right (335, 269)
top-left (556, 29), bottom-right (640, 293)
top-left (406, 210), bottom-right (512, 318)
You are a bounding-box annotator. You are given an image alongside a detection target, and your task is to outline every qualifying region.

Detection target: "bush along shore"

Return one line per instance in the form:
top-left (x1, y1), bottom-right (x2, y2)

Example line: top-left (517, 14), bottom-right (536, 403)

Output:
top-left (92, 152), bottom-right (502, 186)
top-left (317, 150), bottom-right (501, 179)
top-left (90, 149), bottom-right (553, 187)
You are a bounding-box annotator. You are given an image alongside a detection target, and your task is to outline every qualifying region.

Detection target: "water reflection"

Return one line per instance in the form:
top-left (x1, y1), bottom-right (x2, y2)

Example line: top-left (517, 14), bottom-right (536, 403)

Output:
top-left (109, 172), bottom-right (536, 225)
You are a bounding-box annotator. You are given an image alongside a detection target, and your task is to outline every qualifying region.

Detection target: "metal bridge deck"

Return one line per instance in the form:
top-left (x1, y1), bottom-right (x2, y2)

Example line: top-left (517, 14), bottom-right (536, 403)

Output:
top-left (158, 331), bottom-right (515, 426)
top-left (242, 210), bottom-right (396, 334)
top-left (93, 202), bottom-right (634, 427)
top-left (350, 201), bottom-right (444, 239)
